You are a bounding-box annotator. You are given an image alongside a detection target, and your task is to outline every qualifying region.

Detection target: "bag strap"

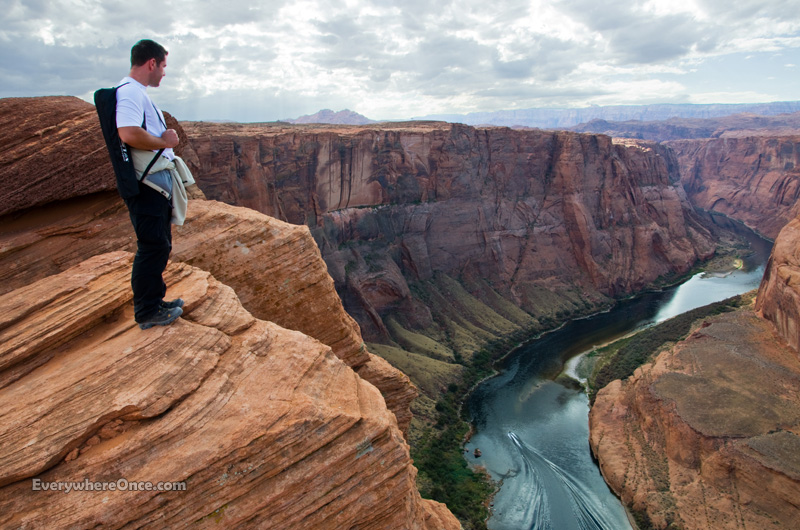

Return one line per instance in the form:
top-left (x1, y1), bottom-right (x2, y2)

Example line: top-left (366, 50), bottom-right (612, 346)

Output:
top-left (140, 148), bottom-right (166, 181)
top-left (152, 102), bottom-right (167, 129)
top-left (142, 104), bottom-right (169, 179)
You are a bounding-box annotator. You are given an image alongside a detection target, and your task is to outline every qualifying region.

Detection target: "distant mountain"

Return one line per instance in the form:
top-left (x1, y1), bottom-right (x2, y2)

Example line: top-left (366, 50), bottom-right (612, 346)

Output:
top-left (284, 109), bottom-right (374, 125)
top-left (570, 112), bottom-right (800, 142)
top-left (413, 102), bottom-right (800, 129)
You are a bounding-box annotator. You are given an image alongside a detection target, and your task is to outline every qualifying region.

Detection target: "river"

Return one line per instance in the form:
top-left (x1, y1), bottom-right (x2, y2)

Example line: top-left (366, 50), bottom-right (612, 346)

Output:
top-left (464, 222), bottom-right (773, 530)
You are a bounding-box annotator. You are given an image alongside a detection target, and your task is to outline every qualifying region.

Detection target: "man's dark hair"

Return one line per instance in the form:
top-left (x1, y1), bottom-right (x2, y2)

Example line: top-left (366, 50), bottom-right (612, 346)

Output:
top-left (130, 39), bottom-right (168, 67)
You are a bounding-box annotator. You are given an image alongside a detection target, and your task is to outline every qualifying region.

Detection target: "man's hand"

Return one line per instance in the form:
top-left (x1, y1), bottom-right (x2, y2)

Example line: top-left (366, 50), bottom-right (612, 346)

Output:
top-left (161, 129), bottom-right (179, 148)
top-left (119, 126), bottom-right (179, 150)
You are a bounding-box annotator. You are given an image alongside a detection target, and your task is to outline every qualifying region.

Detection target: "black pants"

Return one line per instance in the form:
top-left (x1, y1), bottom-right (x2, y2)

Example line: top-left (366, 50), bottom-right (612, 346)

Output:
top-left (124, 183), bottom-right (172, 322)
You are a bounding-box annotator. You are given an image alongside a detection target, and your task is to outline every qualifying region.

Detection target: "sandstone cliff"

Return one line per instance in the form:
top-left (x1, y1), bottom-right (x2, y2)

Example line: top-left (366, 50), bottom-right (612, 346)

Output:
top-left (0, 96), bottom-right (416, 434)
top-left (0, 252), bottom-right (456, 529)
top-left (589, 306), bottom-right (800, 530)
top-left (757, 215), bottom-right (800, 351)
top-left (669, 135), bottom-right (800, 239)
top-left (589, 178), bottom-right (800, 528)
top-left (184, 122), bottom-right (716, 383)
top-left (0, 96), bottom-right (458, 528)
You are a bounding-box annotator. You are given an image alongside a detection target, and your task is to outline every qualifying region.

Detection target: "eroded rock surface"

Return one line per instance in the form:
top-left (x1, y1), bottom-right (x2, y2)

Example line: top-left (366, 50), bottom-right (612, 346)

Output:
top-left (757, 216), bottom-right (800, 353)
top-left (0, 96), bottom-right (444, 526)
top-left (670, 135), bottom-right (800, 239)
top-left (184, 121), bottom-right (716, 356)
top-left (0, 96), bottom-right (416, 434)
top-left (590, 308), bottom-right (800, 529)
top-left (0, 96), bottom-right (200, 217)
top-left (0, 192), bottom-right (416, 435)
top-left (0, 252), bottom-right (457, 529)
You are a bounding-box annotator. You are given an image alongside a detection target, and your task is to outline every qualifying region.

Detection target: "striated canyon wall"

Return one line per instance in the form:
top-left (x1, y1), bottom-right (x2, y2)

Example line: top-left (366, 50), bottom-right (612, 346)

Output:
top-left (589, 305), bottom-right (800, 530)
top-left (757, 216), bottom-right (800, 352)
top-left (669, 135), bottom-right (800, 239)
top-left (184, 122), bottom-right (717, 386)
top-left (590, 127), bottom-right (800, 530)
top-left (0, 97), bottom-right (458, 529)
top-left (590, 207), bottom-right (800, 528)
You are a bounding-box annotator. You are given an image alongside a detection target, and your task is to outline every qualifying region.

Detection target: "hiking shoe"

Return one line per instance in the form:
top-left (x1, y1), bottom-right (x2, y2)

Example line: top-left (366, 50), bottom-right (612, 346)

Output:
top-left (161, 298), bottom-right (185, 309)
top-left (138, 306), bottom-right (183, 330)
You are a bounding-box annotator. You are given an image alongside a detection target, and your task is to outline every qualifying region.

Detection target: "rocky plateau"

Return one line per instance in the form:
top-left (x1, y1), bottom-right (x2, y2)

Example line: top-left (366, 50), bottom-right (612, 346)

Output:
top-left (589, 300), bottom-right (800, 529)
top-left (571, 111), bottom-right (800, 142)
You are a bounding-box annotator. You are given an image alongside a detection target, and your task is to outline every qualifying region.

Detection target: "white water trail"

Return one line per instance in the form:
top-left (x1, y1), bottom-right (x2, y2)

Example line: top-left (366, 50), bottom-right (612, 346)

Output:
top-left (506, 432), bottom-right (619, 530)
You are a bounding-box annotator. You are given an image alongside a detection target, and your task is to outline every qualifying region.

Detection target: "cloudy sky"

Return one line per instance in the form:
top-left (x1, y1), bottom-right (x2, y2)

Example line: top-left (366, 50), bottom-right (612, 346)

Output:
top-left (3, 0), bottom-right (799, 122)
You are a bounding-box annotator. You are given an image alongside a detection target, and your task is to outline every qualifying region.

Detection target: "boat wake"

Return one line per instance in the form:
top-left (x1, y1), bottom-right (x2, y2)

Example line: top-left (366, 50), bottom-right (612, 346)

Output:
top-left (501, 432), bottom-right (620, 530)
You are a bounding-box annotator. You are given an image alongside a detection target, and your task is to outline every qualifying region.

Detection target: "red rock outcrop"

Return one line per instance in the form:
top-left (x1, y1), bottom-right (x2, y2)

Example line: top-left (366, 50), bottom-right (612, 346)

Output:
top-left (0, 251), bottom-right (457, 529)
top-left (0, 191), bottom-right (416, 436)
top-left (587, 121), bottom-right (800, 530)
top-left (589, 308), bottom-right (800, 529)
top-left (0, 96), bottom-right (416, 435)
top-left (0, 96), bottom-right (111, 216)
top-left (184, 122), bottom-right (716, 348)
top-left (756, 216), bottom-right (800, 352)
top-left (0, 96), bottom-right (452, 527)
top-left (669, 135), bottom-right (800, 239)
top-left (0, 96), bottom-right (200, 218)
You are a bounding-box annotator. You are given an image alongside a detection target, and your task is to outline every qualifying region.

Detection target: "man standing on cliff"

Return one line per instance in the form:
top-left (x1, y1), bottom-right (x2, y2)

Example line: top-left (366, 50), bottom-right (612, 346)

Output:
top-left (116, 39), bottom-right (184, 330)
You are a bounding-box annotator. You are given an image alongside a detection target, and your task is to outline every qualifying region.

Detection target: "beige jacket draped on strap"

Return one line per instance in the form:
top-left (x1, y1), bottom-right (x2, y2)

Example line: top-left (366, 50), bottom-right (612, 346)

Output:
top-left (130, 149), bottom-right (195, 226)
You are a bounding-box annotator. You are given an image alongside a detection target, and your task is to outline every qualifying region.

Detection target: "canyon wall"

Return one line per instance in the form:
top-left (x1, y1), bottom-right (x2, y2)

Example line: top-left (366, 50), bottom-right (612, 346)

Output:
top-left (0, 97), bottom-right (458, 529)
top-left (757, 216), bottom-right (800, 352)
top-left (589, 305), bottom-right (800, 530)
top-left (590, 125), bottom-right (800, 529)
top-left (184, 122), bottom-right (716, 388)
top-left (669, 135), bottom-right (800, 239)
top-left (591, 205), bottom-right (800, 527)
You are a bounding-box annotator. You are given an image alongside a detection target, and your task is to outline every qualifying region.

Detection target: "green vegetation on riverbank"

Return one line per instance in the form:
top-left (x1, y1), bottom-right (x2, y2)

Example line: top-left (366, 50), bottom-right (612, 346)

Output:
top-left (411, 328), bottom-right (536, 530)
top-left (396, 224), bottom-right (759, 529)
top-left (587, 291), bottom-right (754, 403)
top-left (406, 260), bottom-right (751, 529)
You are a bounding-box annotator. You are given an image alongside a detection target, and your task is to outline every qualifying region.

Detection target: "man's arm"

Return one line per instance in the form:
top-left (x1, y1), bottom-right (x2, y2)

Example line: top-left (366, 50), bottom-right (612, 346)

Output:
top-left (118, 126), bottom-right (179, 150)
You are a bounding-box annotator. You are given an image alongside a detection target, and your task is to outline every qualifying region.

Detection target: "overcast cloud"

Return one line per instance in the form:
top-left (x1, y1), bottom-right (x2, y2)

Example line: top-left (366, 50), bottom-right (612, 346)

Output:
top-left (2, 0), bottom-right (799, 121)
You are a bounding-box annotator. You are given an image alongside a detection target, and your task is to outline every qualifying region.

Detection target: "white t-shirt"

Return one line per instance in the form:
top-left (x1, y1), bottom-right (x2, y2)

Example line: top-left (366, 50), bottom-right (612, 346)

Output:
top-left (115, 77), bottom-right (175, 161)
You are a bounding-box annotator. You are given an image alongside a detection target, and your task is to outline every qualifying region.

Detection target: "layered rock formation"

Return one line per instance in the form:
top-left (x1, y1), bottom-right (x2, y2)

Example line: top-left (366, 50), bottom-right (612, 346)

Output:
top-left (757, 216), bottom-right (800, 351)
top-left (0, 252), bottom-right (456, 529)
top-left (669, 135), bottom-right (800, 239)
top-left (0, 96), bottom-right (457, 528)
top-left (184, 122), bottom-right (716, 372)
top-left (0, 96), bottom-right (415, 434)
top-left (570, 112), bottom-right (800, 142)
top-left (589, 306), bottom-right (800, 530)
top-left (0, 96), bottom-right (201, 217)
top-left (590, 158), bottom-right (800, 528)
